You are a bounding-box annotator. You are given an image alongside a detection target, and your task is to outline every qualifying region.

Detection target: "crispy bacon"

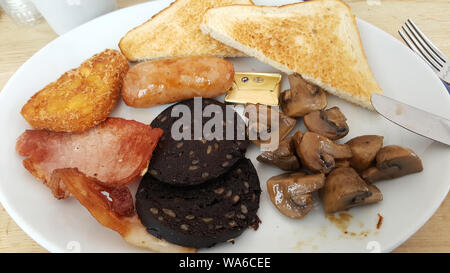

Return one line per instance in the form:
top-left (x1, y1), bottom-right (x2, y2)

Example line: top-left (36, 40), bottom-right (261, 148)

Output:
top-left (110, 187), bottom-right (135, 217)
top-left (16, 117), bottom-right (163, 199)
top-left (51, 168), bottom-right (195, 253)
top-left (49, 168), bottom-right (135, 217)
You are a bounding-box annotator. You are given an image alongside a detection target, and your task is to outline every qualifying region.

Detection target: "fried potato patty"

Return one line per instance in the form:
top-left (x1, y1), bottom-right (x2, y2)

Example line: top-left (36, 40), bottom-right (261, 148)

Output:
top-left (21, 49), bottom-right (129, 132)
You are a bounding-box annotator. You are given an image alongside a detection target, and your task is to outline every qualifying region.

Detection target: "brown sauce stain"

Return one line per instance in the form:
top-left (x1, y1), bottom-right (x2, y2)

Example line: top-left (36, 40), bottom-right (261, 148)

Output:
top-left (325, 213), bottom-right (353, 233)
top-left (295, 237), bottom-right (314, 251)
top-left (317, 225), bottom-right (328, 238)
top-left (326, 213), bottom-right (373, 239)
top-left (376, 213), bottom-right (384, 229)
top-left (343, 230), bottom-right (370, 238)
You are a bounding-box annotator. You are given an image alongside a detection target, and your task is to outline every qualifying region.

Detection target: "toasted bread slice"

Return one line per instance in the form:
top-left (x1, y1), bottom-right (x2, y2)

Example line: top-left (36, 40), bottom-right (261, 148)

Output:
top-left (201, 0), bottom-right (382, 110)
top-left (119, 0), bottom-right (254, 61)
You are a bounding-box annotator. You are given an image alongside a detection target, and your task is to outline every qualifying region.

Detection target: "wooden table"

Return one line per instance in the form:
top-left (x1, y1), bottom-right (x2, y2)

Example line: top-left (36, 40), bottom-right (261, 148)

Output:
top-left (0, 0), bottom-right (449, 253)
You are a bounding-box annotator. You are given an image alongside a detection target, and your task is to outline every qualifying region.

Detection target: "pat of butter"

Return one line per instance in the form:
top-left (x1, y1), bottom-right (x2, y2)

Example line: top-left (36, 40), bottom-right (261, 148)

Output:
top-left (225, 72), bottom-right (282, 106)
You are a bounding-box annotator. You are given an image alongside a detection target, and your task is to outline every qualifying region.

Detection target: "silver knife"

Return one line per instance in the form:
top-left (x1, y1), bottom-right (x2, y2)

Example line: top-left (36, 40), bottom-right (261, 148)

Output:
top-left (371, 94), bottom-right (450, 146)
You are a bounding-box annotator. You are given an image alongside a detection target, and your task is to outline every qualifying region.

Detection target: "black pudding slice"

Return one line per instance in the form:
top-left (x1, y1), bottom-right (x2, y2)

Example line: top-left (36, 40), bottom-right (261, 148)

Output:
top-left (136, 158), bottom-right (261, 249)
top-left (149, 98), bottom-right (249, 186)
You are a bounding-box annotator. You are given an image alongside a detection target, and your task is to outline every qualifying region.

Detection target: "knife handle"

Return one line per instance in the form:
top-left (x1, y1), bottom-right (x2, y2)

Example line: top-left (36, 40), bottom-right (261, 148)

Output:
top-left (443, 80), bottom-right (450, 94)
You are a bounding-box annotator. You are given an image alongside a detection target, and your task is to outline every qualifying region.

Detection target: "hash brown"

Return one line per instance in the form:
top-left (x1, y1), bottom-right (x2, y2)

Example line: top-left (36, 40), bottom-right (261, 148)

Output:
top-left (21, 49), bottom-right (129, 132)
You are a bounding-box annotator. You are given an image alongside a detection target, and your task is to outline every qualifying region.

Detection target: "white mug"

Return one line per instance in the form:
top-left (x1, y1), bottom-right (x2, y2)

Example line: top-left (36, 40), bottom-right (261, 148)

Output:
top-left (31, 0), bottom-right (117, 35)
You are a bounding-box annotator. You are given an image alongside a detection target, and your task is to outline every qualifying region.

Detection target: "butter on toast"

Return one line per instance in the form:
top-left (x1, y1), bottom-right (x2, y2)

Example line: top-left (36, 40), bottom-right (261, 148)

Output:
top-left (119, 0), bottom-right (253, 61)
top-left (201, 0), bottom-right (382, 110)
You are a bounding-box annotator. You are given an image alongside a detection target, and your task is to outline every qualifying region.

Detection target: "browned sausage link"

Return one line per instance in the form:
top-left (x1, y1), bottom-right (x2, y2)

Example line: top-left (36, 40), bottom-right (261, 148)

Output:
top-left (122, 56), bottom-right (235, 108)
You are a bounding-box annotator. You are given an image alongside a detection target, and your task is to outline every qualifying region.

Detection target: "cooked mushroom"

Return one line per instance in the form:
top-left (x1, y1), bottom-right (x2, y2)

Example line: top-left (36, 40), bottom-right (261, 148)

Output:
top-left (321, 167), bottom-right (383, 213)
top-left (257, 135), bottom-right (301, 171)
top-left (362, 145), bottom-right (423, 183)
top-left (304, 107), bottom-right (349, 140)
top-left (291, 129), bottom-right (303, 153)
top-left (296, 132), bottom-right (352, 174)
top-left (361, 167), bottom-right (381, 182)
top-left (346, 135), bottom-right (384, 172)
top-left (335, 159), bottom-right (351, 168)
top-left (280, 74), bottom-right (327, 117)
top-left (364, 185), bottom-right (383, 204)
top-left (267, 172), bottom-right (325, 219)
top-left (245, 104), bottom-right (296, 148)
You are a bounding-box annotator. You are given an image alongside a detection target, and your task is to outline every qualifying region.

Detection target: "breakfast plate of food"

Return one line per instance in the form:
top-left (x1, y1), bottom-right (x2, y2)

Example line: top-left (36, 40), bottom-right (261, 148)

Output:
top-left (0, 0), bottom-right (449, 253)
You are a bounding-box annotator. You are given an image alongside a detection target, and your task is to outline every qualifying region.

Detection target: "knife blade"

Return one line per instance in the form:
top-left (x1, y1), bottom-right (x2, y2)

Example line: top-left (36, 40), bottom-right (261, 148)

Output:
top-left (371, 94), bottom-right (450, 146)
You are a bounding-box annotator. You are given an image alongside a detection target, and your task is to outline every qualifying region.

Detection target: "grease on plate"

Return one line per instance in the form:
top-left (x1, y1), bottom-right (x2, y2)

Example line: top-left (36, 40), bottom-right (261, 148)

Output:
top-left (325, 213), bottom-right (353, 233)
top-left (376, 213), bottom-right (384, 229)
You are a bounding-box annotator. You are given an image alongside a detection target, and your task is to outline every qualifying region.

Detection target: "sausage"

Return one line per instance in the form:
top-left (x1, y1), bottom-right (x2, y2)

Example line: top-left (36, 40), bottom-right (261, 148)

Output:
top-left (121, 56), bottom-right (235, 108)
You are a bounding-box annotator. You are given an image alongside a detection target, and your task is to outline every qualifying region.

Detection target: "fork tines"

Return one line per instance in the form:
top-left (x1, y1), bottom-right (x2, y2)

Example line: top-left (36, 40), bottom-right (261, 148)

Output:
top-left (398, 19), bottom-right (448, 73)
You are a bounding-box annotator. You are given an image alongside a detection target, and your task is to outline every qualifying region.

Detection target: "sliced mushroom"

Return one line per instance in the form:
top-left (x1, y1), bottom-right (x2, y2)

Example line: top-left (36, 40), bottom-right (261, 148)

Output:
top-left (346, 135), bottom-right (384, 172)
top-left (364, 185), bottom-right (383, 204)
top-left (361, 167), bottom-right (382, 182)
top-left (245, 104), bottom-right (296, 148)
top-left (280, 74), bottom-right (327, 117)
top-left (335, 159), bottom-right (351, 168)
top-left (291, 129), bottom-right (303, 154)
top-left (304, 107), bottom-right (349, 140)
top-left (297, 132), bottom-right (352, 174)
top-left (267, 172), bottom-right (325, 219)
top-left (257, 135), bottom-right (301, 171)
top-left (362, 145), bottom-right (423, 183)
top-left (321, 167), bottom-right (383, 213)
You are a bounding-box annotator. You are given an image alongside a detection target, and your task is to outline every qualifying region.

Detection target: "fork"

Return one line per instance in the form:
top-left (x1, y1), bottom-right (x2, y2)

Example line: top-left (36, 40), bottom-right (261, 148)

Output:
top-left (398, 19), bottom-right (450, 93)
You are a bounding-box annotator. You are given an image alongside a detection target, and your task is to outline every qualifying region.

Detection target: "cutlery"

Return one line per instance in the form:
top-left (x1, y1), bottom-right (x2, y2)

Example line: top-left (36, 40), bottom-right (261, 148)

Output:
top-left (398, 19), bottom-right (450, 93)
top-left (371, 93), bottom-right (450, 146)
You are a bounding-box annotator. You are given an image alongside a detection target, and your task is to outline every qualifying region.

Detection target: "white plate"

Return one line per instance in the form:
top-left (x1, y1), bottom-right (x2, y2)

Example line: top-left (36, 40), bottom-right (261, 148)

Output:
top-left (0, 0), bottom-right (449, 253)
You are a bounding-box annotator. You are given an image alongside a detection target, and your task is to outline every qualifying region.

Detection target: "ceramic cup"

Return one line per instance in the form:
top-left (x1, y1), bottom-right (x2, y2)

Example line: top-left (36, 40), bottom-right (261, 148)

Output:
top-left (30, 0), bottom-right (117, 35)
